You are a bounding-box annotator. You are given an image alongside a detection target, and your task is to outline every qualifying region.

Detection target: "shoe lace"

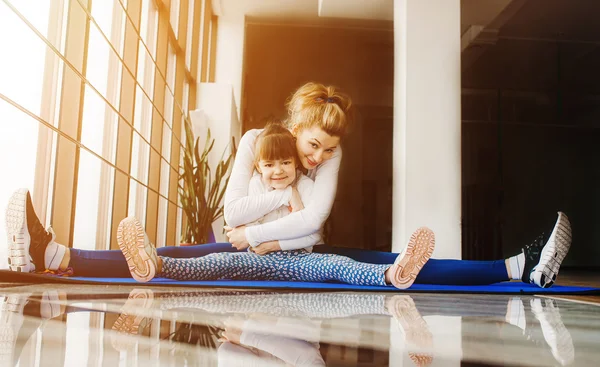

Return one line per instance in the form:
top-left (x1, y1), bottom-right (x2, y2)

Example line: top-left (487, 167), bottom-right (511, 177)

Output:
top-left (47, 226), bottom-right (56, 243)
top-left (28, 224), bottom-right (53, 267)
top-left (524, 233), bottom-right (545, 262)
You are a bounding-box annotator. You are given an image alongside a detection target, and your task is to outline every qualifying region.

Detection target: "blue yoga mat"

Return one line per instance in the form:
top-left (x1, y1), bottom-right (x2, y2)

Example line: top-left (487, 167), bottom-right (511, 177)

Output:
top-left (0, 270), bottom-right (597, 294)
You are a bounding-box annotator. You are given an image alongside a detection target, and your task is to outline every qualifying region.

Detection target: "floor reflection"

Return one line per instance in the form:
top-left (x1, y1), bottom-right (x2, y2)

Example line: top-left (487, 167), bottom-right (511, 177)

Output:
top-left (1, 285), bottom-right (598, 366)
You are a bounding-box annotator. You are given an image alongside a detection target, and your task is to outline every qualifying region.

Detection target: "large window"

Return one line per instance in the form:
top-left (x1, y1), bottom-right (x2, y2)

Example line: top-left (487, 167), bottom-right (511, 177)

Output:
top-left (0, 0), bottom-right (216, 256)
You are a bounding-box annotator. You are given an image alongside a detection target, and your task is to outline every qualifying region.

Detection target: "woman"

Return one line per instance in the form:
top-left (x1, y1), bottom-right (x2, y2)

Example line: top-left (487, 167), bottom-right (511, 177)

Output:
top-left (5, 82), bottom-right (572, 288)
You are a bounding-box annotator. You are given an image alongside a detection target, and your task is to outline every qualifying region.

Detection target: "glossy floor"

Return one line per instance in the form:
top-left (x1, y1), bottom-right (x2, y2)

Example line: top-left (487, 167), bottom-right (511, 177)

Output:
top-left (1, 283), bottom-right (599, 367)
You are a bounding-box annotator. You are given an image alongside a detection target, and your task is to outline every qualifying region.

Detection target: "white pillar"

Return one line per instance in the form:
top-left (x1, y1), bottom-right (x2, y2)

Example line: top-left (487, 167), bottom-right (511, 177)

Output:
top-left (392, 0), bottom-right (462, 259)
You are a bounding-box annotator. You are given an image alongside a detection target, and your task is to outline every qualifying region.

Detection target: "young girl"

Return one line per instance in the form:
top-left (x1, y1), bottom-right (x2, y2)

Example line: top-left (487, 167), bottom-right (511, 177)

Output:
top-left (116, 122), bottom-right (436, 288)
top-left (5, 82), bottom-right (571, 289)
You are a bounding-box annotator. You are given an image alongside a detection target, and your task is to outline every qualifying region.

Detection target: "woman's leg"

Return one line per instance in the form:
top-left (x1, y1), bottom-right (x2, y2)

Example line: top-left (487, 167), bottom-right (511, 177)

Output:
top-left (67, 243), bottom-right (237, 277)
top-left (3, 188), bottom-right (237, 277)
top-left (314, 212), bottom-right (571, 287)
top-left (314, 245), bottom-right (509, 285)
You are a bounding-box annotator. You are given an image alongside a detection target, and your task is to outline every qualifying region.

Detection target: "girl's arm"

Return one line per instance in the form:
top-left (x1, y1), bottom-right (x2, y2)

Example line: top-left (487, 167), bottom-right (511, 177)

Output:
top-left (244, 149), bottom-right (342, 247)
top-left (223, 129), bottom-right (292, 227)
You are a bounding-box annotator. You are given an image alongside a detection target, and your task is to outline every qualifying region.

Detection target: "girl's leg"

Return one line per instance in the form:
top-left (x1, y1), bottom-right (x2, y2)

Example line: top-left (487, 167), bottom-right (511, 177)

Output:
top-left (160, 252), bottom-right (252, 281)
top-left (158, 291), bottom-right (390, 318)
top-left (301, 253), bottom-right (390, 286)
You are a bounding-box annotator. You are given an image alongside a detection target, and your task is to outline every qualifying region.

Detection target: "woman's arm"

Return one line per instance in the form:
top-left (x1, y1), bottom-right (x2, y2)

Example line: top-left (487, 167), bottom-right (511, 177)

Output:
top-left (252, 177), bottom-right (321, 253)
top-left (244, 149), bottom-right (342, 247)
top-left (223, 129), bottom-right (292, 227)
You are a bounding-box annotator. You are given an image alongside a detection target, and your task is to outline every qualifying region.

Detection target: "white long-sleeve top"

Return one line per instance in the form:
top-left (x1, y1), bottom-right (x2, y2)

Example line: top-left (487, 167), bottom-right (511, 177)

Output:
top-left (224, 129), bottom-right (341, 248)
top-left (234, 318), bottom-right (325, 367)
top-left (246, 172), bottom-right (323, 252)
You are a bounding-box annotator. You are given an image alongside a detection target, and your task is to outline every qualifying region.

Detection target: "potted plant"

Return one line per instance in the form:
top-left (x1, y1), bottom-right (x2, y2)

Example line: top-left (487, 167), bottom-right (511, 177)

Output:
top-left (179, 117), bottom-right (236, 244)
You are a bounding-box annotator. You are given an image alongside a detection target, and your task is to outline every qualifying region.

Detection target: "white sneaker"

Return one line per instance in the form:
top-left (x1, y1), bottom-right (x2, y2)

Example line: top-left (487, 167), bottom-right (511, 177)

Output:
top-left (529, 212), bottom-right (572, 288)
top-left (5, 189), bottom-right (55, 272)
top-left (386, 295), bottom-right (433, 366)
top-left (117, 217), bottom-right (158, 283)
top-left (0, 294), bottom-right (30, 365)
top-left (390, 227), bottom-right (435, 289)
top-left (530, 298), bottom-right (574, 366)
top-left (111, 289), bottom-right (155, 351)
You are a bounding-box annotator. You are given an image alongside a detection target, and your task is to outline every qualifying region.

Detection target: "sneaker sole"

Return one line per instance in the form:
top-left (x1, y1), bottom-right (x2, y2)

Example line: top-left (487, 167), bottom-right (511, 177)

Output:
top-left (111, 289), bottom-right (154, 351)
top-left (387, 295), bottom-right (433, 365)
top-left (5, 189), bottom-right (33, 272)
top-left (117, 217), bottom-right (157, 283)
top-left (532, 212), bottom-right (572, 288)
top-left (391, 227), bottom-right (435, 289)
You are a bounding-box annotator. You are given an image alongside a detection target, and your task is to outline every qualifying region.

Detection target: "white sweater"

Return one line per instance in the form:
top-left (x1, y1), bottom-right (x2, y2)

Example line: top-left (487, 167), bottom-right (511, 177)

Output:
top-left (246, 172), bottom-right (322, 251)
top-left (224, 129), bottom-right (341, 247)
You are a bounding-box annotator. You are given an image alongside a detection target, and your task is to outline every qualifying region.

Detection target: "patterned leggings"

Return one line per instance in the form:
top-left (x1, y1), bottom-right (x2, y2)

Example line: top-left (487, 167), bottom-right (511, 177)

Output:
top-left (157, 291), bottom-right (389, 318)
top-left (160, 250), bottom-right (391, 286)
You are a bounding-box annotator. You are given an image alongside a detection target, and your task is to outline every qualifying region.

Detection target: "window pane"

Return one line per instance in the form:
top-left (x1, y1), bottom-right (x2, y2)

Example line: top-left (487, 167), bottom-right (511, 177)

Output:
top-left (156, 197), bottom-right (168, 247)
top-left (170, 0), bottom-right (180, 39)
top-left (90, 0), bottom-right (126, 60)
top-left (0, 1), bottom-right (50, 116)
top-left (7, 0), bottom-right (52, 38)
top-left (160, 158), bottom-right (170, 198)
top-left (136, 43), bottom-right (156, 108)
top-left (140, 0), bottom-right (158, 59)
top-left (162, 121), bottom-right (173, 163)
top-left (127, 178), bottom-right (148, 222)
top-left (185, 0), bottom-right (195, 69)
top-left (130, 132), bottom-right (151, 184)
top-left (133, 84), bottom-right (154, 141)
top-left (72, 149), bottom-right (115, 251)
top-left (183, 79), bottom-right (190, 114)
top-left (164, 44), bottom-right (176, 127)
top-left (82, 20), bottom-right (122, 163)
top-left (0, 101), bottom-right (40, 269)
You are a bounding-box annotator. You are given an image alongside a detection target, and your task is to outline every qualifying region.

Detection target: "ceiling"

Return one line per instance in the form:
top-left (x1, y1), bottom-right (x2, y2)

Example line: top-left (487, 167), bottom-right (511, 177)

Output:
top-left (219, 0), bottom-right (600, 103)
top-left (217, 0), bottom-right (517, 31)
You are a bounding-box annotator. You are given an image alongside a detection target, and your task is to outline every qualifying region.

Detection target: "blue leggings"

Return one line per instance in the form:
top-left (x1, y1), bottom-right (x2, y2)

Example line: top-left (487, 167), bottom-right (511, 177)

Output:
top-left (69, 243), bottom-right (509, 285)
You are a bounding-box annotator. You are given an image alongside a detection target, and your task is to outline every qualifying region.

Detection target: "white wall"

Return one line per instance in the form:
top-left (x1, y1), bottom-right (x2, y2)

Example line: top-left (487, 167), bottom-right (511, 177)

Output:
top-left (214, 14), bottom-right (245, 119)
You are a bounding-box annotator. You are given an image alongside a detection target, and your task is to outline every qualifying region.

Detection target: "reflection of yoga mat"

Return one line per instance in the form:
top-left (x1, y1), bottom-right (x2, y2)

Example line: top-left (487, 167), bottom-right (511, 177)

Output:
top-left (0, 270), bottom-right (598, 294)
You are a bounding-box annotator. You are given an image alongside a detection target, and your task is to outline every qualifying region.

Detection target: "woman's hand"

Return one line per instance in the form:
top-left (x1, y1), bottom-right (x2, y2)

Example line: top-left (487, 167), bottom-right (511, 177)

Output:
top-left (289, 186), bottom-right (304, 212)
top-left (251, 240), bottom-right (281, 255)
top-left (224, 225), bottom-right (250, 250)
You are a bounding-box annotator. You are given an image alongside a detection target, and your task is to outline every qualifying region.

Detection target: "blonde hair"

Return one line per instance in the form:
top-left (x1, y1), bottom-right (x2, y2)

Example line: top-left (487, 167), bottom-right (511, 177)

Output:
top-left (254, 121), bottom-right (299, 165)
top-left (286, 82), bottom-right (352, 138)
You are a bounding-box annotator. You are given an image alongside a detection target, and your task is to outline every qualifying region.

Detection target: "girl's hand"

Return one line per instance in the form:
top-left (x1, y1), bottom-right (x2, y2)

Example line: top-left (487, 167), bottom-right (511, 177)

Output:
top-left (252, 241), bottom-right (281, 255)
top-left (289, 186), bottom-right (304, 212)
top-left (224, 225), bottom-right (250, 250)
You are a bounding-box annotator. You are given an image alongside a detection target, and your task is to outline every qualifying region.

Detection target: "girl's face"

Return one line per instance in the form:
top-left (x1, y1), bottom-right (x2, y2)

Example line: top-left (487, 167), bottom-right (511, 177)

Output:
top-left (294, 127), bottom-right (341, 170)
top-left (256, 157), bottom-right (297, 190)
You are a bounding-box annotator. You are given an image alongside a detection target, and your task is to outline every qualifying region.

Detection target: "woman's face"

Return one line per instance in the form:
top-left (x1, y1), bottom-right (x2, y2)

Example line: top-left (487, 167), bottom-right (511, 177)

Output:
top-left (294, 126), bottom-right (340, 170)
